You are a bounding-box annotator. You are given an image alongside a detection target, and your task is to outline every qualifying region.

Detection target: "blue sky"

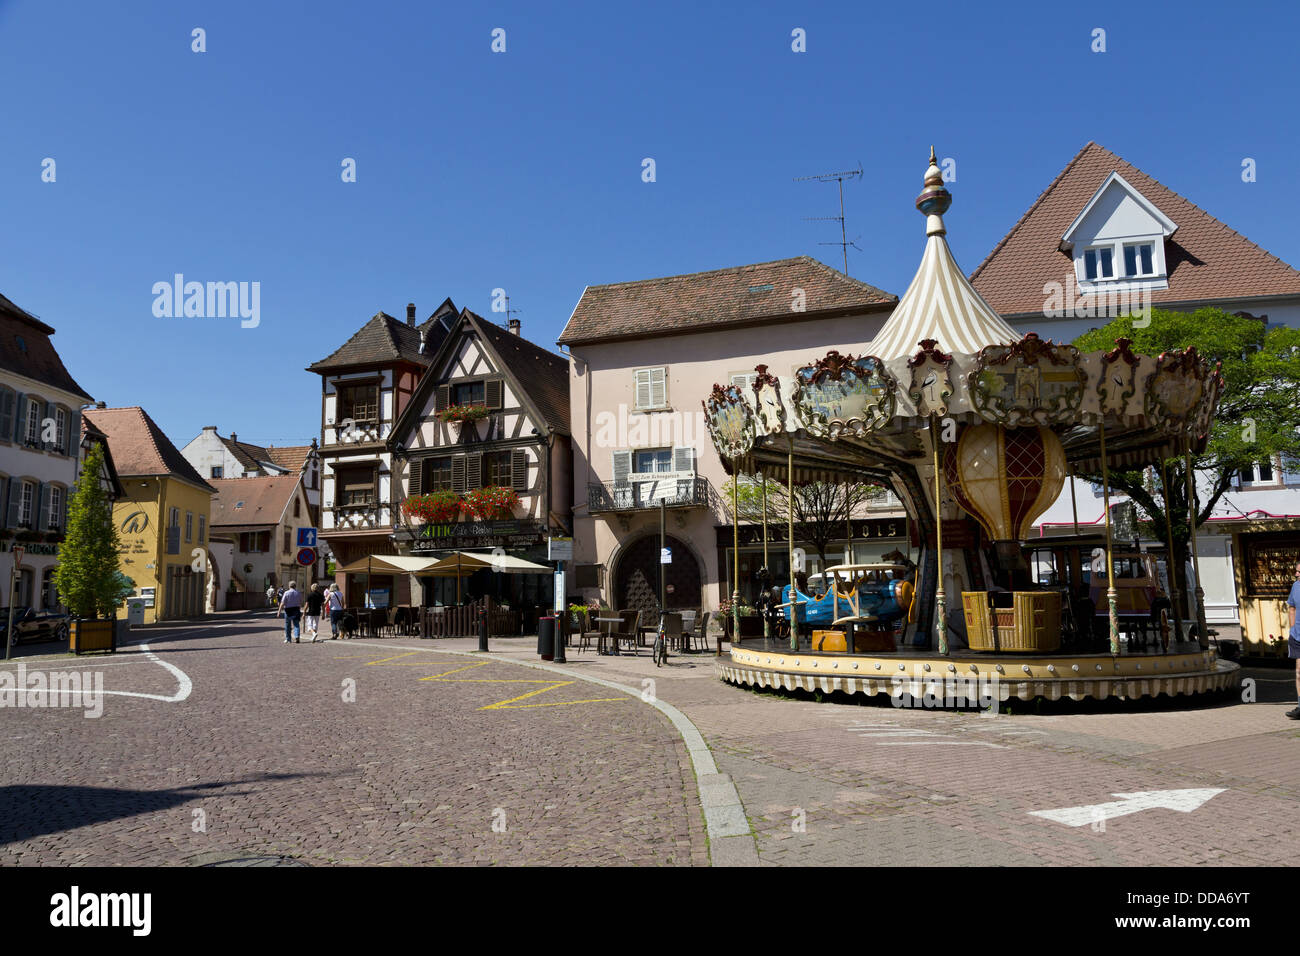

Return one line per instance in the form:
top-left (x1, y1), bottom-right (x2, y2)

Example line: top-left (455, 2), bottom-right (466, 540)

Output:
top-left (2, 0), bottom-right (1297, 449)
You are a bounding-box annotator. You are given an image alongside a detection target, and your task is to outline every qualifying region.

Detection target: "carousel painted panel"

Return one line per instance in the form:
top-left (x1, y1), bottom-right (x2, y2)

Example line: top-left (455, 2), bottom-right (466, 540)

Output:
top-left (969, 333), bottom-right (1085, 427)
top-left (793, 350), bottom-right (897, 439)
top-left (703, 383), bottom-right (756, 460)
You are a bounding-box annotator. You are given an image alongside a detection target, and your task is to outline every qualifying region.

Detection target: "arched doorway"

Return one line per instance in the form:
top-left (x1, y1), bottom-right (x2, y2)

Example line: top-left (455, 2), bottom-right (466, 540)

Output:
top-left (613, 534), bottom-right (701, 615)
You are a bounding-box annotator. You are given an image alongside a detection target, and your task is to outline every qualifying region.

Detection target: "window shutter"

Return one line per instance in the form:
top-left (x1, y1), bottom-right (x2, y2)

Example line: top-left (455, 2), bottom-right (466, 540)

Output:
top-left (467, 453), bottom-right (482, 489)
top-left (66, 408), bottom-right (80, 457)
top-left (634, 372), bottom-right (651, 410)
top-left (5, 480), bottom-right (19, 528)
top-left (411, 459), bottom-right (424, 495)
top-left (485, 379), bottom-right (503, 410)
top-left (511, 449), bottom-right (528, 491)
top-left (12, 392), bottom-right (26, 442)
top-left (436, 385), bottom-right (450, 412)
top-left (0, 388), bottom-right (12, 438)
top-left (0, 477), bottom-right (6, 530)
top-left (651, 368), bottom-right (666, 407)
top-left (35, 483), bottom-right (49, 531)
top-left (452, 455), bottom-right (466, 493)
top-left (612, 450), bottom-right (632, 486)
top-left (672, 447), bottom-right (694, 473)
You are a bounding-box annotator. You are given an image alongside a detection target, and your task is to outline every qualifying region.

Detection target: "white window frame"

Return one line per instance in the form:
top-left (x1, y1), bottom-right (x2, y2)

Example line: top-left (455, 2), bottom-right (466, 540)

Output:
top-left (198, 516), bottom-right (206, 544)
top-left (19, 480), bottom-right (34, 526)
top-left (1081, 245), bottom-right (1115, 282)
top-left (169, 506), bottom-right (180, 528)
top-left (55, 408), bottom-right (67, 451)
top-left (1239, 458), bottom-right (1282, 489)
top-left (1122, 241), bottom-right (1156, 278)
top-left (633, 448), bottom-right (673, 475)
top-left (25, 399), bottom-right (40, 445)
top-left (729, 372), bottom-right (758, 391)
top-left (48, 485), bottom-right (62, 529)
top-left (185, 511), bottom-right (194, 543)
top-left (634, 367), bottom-right (668, 411)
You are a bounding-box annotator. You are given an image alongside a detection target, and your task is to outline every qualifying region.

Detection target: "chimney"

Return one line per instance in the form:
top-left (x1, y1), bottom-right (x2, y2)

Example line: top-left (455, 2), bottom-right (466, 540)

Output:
top-left (407, 303), bottom-right (416, 327)
top-left (95, 401), bottom-right (106, 409)
top-left (230, 432), bottom-right (237, 443)
top-left (508, 318), bottom-right (520, 335)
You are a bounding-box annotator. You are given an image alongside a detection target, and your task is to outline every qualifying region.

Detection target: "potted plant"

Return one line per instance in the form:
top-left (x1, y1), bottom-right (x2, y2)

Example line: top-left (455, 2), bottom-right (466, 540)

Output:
top-left (402, 491), bottom-right (462, 524)
top-left (54, 443), bottom-right (123, 654)
top-left (464, 486), bottom-right (520, 521)
top-left (436, 403), bottom-right (490, 427)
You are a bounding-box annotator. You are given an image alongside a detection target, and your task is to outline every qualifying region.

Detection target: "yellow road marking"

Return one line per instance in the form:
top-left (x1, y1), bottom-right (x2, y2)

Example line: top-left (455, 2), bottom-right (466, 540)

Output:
top-left (353, 651), bottom-right (627, 710)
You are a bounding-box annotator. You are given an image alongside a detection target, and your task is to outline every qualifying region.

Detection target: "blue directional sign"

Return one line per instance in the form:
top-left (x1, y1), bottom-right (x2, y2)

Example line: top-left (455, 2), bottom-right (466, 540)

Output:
top-left (297, 527), bottom-right (318, 548)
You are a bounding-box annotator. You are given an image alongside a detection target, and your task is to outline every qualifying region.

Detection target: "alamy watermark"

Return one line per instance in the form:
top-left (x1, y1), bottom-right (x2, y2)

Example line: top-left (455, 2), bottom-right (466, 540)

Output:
top-left (1042, 273), bottom-right (1151, 326)
top-left (0, 663), bottom-right (104, 718)
top-left (152, 274), bottom-right (260, 328)
top-left (890, 669), bottom-right (1001, 713)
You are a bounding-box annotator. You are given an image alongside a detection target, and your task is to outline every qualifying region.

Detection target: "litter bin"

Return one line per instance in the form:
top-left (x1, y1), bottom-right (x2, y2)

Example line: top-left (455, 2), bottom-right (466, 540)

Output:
top-left (537, 616), bottom-right (556, 660)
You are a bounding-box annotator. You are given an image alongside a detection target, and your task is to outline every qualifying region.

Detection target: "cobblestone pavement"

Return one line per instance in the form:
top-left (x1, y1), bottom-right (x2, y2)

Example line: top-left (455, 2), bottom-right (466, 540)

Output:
top-left (5, 615), bottom-right (1295, 867)
top-left (0, 615), bottom-right (707, 866)
top-left (368, 637), bottom-right (1300, 867)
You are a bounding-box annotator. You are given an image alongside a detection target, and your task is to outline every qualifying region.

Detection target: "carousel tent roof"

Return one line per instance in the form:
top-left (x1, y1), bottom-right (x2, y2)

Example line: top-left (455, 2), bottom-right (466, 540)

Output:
top-left (869, 150), bottom-right (1019, 360)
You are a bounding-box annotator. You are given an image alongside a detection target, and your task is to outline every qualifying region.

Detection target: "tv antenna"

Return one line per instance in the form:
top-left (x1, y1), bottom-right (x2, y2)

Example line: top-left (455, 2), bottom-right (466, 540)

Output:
top-left (795, 165), bottom-right (863, 276)
top-left (504, 295), bottom-right (522, 329)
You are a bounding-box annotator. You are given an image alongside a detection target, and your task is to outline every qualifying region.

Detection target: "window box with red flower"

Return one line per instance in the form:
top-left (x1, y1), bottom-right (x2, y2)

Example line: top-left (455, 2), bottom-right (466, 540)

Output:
top-left (401, 491), bottom-right (463, 524)
top-left (436, 403), bottom-right (490, 425)
top-left (463, 486), bottom-right (520, 521)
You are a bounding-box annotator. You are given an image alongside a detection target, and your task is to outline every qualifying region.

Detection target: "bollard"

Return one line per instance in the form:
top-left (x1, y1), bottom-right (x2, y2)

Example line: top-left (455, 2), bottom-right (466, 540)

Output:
top-left (478, 605), bottom-right (489, 652)
top-left (554, 609), bottom-right (568, 664)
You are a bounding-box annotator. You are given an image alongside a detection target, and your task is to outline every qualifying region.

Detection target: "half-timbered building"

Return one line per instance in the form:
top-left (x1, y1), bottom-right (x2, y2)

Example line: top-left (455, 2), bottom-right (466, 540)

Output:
top-left (390, 311), bottom-right (572, 610)
top-left (309, 299), bottom-right (457, 605)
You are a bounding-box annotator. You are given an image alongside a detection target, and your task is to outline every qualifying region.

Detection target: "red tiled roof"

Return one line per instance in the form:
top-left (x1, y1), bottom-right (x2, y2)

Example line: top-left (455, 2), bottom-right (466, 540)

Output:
top-left (558, 256), bottom-right (896, 346)
top-left (208, 475), bottom-right (300, 528)
top-left (0, 295), bottom-right (93, 400)
top-left (264, 444), bottom-right (312, 474)
top-left (83, 407), bottom-right (214, 492)
top-left (970, 142), bottom-right (1300, 315)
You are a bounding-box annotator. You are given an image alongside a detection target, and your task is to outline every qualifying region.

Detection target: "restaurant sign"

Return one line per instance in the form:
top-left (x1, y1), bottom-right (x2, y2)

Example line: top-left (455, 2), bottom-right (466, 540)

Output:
top-left (406, 519), bottom-right (545, 552)
top-left (1, 540), bottom-right (59, 556)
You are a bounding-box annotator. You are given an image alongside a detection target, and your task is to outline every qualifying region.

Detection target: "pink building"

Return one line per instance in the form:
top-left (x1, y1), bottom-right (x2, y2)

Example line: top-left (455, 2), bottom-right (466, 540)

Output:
top-left (559, 256), bottom-right (904, 615)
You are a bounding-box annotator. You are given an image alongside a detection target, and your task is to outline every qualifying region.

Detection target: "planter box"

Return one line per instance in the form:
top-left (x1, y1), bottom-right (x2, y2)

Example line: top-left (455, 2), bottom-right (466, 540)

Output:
top-left (70, 618), bottom-right (116, 655)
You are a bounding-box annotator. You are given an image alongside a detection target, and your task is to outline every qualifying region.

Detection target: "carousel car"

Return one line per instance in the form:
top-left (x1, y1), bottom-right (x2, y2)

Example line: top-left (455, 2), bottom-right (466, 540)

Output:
top-left (0, 607), bottom-right (72, 645)
top-left (781, 564), bottom-right (915, 627)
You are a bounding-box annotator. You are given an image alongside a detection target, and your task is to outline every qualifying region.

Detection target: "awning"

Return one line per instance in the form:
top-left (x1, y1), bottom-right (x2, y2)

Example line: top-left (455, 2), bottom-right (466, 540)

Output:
top-left (336, 555), bottom-right (440, 575)
top-left (423, 551), bottom-right (553, 576)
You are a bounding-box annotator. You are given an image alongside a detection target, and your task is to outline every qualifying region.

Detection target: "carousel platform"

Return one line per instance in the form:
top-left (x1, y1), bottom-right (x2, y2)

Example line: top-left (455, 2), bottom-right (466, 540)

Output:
top-left (720, 637), bottom-right (1241, 704)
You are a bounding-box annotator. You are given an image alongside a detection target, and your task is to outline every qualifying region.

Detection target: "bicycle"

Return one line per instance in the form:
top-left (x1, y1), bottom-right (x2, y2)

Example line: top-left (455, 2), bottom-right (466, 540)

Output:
top-left (652, 611), bottom-right (669, 667)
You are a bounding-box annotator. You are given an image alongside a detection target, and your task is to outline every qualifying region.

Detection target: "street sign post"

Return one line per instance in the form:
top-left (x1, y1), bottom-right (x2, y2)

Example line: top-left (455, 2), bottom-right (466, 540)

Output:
top-left (297, 528), bottom-right (318, 549)
top-left (296, 547), bottom-right (316, 568)
top-left (5, 549), bottom-right (21, 661)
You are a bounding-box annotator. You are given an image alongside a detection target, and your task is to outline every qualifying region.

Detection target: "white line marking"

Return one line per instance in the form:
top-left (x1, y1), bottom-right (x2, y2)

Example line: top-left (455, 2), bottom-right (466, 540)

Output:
top-left (96, 644), bottom-right (192, 703)
top-left (877, 741), bottom-right (1006, 748)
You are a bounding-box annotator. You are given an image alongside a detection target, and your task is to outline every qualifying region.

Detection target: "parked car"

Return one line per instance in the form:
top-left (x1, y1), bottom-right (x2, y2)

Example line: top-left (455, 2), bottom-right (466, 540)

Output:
top-left (0, 607), bottom-right (71, 645)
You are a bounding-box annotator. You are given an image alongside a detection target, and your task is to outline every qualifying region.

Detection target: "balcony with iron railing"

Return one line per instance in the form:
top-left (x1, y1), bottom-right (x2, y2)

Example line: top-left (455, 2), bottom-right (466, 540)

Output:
top-left (588, 476), bottom-right (718, 515)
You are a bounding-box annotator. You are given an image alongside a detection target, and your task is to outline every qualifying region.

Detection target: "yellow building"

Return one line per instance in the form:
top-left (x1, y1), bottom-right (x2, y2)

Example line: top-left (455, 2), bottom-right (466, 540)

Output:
top-left (84, 406), bottom-right (216, 623)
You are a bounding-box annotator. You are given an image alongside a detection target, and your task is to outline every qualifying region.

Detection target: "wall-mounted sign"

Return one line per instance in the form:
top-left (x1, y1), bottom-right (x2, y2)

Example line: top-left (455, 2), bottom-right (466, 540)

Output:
top-left (121, 511), bottom-right (149, 534)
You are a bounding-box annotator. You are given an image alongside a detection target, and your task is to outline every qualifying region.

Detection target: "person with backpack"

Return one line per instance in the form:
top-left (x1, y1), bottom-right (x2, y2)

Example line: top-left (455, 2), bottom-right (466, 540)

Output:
top-left (325, 583), bottom-right (345, 639)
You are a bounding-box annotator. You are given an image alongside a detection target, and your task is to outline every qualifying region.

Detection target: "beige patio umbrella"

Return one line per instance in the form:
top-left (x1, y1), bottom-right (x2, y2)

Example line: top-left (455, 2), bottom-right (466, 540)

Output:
top-left (422, 551), bottom-right (553, 604)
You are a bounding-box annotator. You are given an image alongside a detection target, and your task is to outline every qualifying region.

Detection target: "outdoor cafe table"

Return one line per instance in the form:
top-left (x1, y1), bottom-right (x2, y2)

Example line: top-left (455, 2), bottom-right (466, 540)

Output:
top-left (595, 616), bottom-right (622, 655)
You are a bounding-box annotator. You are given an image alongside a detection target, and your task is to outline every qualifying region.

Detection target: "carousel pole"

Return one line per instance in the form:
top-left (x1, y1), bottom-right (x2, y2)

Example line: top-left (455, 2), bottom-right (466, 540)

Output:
top-left (788, 444), bottom-right (799, 652)
top-left (732, 461), bottom-right (742, 649)
top-left (761, 472), bottom-right (771, 642)
top-left (1098, 421), bottom-right (1120, 656)
top-left (1184, 438), bottom-right (1210, 650)
top-left (1160, 457), bottom-right (1184, 643)
top-left (931, 415), bottom-right (948, 656)
top-left (1068, 463), bottom-right (1080, 536)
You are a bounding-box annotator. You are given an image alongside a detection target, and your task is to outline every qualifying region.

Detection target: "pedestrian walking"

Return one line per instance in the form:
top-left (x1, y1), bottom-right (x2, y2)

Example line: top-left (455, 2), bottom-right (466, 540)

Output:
top-left (304, 584), bottom-right (325, 643)
top-left (326, 583), bottom-right (344, 639)
top-left (278, 582), bottom-right (304, 643)
top-left (266, 584), bottom-right (276, 609)
top-left (1287, 561), bottom-right (1300, 720)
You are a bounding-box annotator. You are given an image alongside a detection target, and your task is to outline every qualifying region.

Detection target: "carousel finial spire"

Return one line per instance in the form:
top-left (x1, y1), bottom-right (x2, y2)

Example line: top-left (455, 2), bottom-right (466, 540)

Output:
top-left (915, 145), bottom-right (951, 237)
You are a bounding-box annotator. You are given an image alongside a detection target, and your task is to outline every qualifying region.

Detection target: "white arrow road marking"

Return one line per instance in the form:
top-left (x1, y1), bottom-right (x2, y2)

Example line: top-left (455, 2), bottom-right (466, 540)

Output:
top-left (1029, 788), bottom-right (1226, 827)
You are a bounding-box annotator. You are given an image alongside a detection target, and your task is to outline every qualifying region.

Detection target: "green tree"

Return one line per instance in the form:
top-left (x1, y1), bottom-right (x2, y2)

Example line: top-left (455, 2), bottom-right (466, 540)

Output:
top-left (54, 442), bottom-right (124, 619)
top-left (1073, 307), bottom-right (1300, 617)
top-left (722, 475), bottom-right (886, 572)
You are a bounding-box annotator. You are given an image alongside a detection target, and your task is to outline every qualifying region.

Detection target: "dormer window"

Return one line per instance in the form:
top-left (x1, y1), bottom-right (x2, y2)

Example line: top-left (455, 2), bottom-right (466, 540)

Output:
top-left (1061, 171), bottom-right (1177, 291)
top-left (1123, 242), bottom-right (1155, 277)
top-left (1083, 246), bottom-right (1114, 281)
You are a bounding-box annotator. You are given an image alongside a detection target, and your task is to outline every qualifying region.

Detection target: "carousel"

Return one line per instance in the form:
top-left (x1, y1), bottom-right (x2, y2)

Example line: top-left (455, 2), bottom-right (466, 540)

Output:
top-left (703, 150), bottom-right (1239, 704)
